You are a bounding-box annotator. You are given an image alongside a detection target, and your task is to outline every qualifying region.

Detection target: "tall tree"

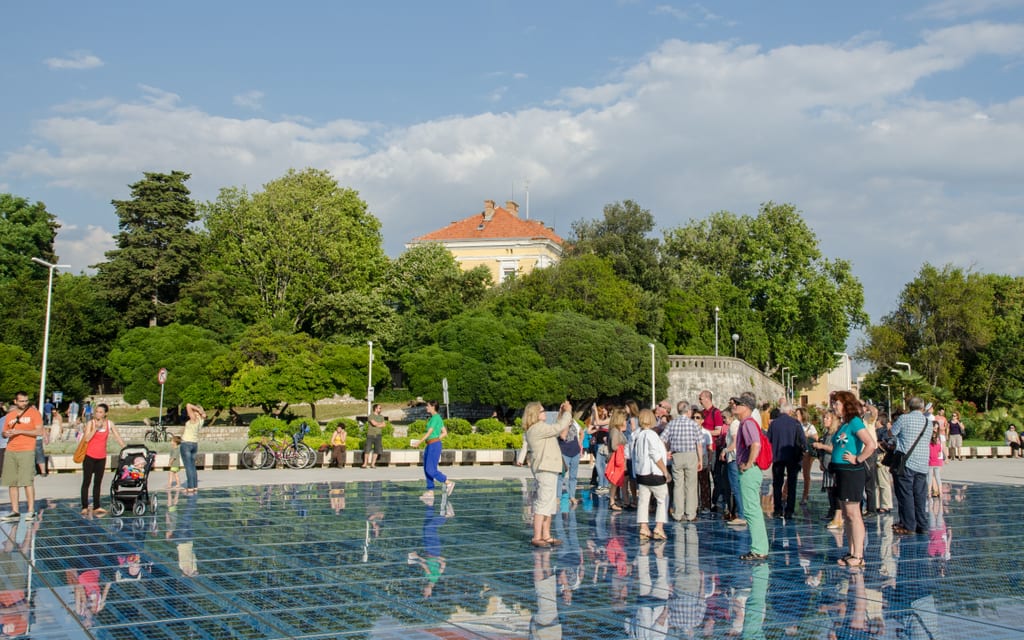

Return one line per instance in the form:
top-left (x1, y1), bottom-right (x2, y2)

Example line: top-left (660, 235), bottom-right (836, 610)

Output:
top-left (201, 169), bottom-right (387, 335)
top-left (94, 171), bottom-right (201, 327)
top-left (568, 200), bottom-right (663, 293)
top-left (0, 193), bottom-right (60, 282)
top-left (662, 203), bottom-right (867, 381)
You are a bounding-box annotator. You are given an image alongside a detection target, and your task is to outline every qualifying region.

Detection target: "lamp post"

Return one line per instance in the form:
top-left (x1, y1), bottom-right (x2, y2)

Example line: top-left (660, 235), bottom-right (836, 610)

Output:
top-left (879, 383), bottom-right (891, 422)
top-left (890, 369), bottom-right (906, 410)
top-left (31, 257), bottom-right (70, 409)
top-left (732, 333), bottom-right (739, 358)
top-left (895, 361), bottom-right (912, 375)
top-left (366, 341), bottom-right (374, 416)
top-left (649, 343), bottom-right (656, 409)
top-left (714, 307), bottom-right (720, 357)
top-left (781, 366), bottom-right (789, 402)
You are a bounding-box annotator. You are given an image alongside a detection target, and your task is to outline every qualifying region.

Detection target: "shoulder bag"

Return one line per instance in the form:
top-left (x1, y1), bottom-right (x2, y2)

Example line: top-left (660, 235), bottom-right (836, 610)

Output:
top-left (882, 419), bottom-right (927, 475)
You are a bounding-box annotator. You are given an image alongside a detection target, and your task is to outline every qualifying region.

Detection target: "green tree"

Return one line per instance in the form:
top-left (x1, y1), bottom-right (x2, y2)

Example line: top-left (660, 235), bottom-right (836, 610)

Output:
top-left (568, 199), bottom-right (663, 293)
top-left (106, 323), bottom-right (228, 407)
top-left (94, 171), bottom-right (201, 328)
top-left (0, 193), bottom-right (60, 283)
top-left (201, 169), bottom-right (387, 335)
top-left (47, 274), bottom-right (121, 401)
top-left (0, 343), bottom-right (40, 401)
top-left (662, 203), bottom-right (867, 381)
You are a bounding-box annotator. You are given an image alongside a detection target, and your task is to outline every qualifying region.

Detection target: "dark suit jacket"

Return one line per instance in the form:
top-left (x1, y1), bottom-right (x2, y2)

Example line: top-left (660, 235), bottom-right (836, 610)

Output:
top-left (767, 414), bottom-right (807, 464)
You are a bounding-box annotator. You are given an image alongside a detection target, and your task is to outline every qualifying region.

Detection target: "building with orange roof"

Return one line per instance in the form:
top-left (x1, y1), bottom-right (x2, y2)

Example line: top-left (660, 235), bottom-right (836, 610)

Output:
top-left (407, 199), bottom-right (564, 284)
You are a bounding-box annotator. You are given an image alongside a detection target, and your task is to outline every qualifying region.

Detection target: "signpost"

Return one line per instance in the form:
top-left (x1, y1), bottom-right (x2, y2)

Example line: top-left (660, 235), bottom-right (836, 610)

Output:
top-left (157, 368), bottom-right (168, 428)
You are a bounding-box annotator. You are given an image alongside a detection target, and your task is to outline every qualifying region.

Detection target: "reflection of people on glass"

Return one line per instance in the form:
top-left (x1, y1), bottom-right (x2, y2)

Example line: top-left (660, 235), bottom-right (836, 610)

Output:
top-left (740, 563), bottom-right (769, 640)
top-left (407, 502), bottom-right (451, 598)
top-left (668, 522), bottom-right (709, 637)
top-left (169, 493), bottom-right (199, 577)
top-left (0, 514), bottom-right (41, 637)
top-left (628, 538), bottom-right (670, 639)
top-left (530, 548), bottom-right (562, 639)
top-left (115, 553), bottom-right (151, 582)
top-left (553, 508), bottom-right (582, 606)
top-left (66, 565), bottom-right (111, 628)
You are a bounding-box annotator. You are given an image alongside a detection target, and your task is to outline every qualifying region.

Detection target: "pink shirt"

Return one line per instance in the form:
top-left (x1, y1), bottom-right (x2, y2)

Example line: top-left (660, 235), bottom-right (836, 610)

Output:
top-left (928, 442), bottom-right (944, 467)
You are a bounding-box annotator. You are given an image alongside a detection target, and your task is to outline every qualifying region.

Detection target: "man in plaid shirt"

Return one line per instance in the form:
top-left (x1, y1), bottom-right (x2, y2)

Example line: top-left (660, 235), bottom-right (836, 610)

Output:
top-left (661, 400), bottom-right (705, 522)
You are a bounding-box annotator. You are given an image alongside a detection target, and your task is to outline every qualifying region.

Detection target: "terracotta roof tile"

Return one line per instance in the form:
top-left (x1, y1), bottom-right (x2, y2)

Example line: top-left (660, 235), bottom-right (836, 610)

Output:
top-left (412, 206), bottom-right (563, 244)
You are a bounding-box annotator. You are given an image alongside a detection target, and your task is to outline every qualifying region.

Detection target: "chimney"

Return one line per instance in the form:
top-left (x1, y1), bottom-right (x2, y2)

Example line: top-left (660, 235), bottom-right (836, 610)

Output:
top-left (505, 200), bottom-right (519, 217)
top-left (483, 199), bottom-right (496, 221)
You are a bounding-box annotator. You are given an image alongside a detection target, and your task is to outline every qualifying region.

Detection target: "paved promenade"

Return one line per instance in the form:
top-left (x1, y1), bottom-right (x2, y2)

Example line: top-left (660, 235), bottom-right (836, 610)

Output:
top-left (7, 457), bottom-right (1024, 639)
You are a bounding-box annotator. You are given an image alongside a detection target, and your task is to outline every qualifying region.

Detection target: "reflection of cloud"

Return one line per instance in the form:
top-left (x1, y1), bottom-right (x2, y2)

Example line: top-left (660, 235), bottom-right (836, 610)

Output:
top-left (6, 22), bottom-right (1024, 319)
top-left (54, 223), bottom-right (116, 273)
top-left (233, 90), bottom-right (265, 111)
top-left (44, 50), bottom-right (104, 70)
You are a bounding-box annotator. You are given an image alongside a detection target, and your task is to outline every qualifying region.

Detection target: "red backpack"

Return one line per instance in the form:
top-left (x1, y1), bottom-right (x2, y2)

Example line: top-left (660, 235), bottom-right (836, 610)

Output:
top-left (742, 418), bottom-right (773, 470)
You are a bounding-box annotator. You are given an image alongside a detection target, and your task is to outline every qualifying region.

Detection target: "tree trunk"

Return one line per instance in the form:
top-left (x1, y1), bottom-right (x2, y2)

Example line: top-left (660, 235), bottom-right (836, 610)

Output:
top-left (310, 402), bottom-right (317, 420)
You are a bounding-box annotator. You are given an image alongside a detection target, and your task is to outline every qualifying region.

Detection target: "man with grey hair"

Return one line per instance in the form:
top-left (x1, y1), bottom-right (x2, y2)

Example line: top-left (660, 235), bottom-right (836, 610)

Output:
top-left (891, 396), bottom-right (932, 535)
top-left (733, 392), bottom-right (768, 560)
top-left (767, 402), bottom-right (806, 519)
top-left (661, 400), bottom-right (704, 522)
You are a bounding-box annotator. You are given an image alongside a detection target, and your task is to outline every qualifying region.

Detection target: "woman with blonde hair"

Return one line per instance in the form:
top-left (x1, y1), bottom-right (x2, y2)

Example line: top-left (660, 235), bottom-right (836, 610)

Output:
top-left (861, 405), bottom-right (880, 515)
top-left (607, 408), bottom-right (629, 511)
top-left (632, 408), bottom-right (670, 540)
top-left (524, 400), bottom-right (573, 547)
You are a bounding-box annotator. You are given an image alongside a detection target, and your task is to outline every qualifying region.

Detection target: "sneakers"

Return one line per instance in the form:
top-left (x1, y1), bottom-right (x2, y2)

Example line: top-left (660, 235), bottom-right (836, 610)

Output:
top-left (0, 512), bottom-right (19, 522)
top-left (24, 512), bottom-right (36, 522)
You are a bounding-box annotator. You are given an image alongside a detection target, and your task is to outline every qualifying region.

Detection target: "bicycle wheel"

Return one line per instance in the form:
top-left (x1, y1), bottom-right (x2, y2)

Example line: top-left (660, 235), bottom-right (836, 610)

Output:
top-left (261, 445), bottom-right (278, 469)
top-left (240, 443), bottom-right (266, 470)
top-left (300, 443), bottom-right (317, 469)
top-left (283, 444), bottom-right (310, 469)
top-left (144, 430), bottom-right (158, 443)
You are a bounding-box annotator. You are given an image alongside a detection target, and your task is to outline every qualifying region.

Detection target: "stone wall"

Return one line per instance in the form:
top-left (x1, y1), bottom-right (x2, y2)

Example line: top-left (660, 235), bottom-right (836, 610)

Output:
top-left (666, 356), bottom-right (784, 409)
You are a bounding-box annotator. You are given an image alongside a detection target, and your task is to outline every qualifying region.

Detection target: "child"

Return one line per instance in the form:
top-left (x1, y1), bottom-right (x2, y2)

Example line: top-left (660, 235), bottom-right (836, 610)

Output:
top-left (121, 456), bottom-right (146, 481)
top-left (168, 436), bottom-right (182, 488)
top-left (928, 431), bottom-right (944, 498)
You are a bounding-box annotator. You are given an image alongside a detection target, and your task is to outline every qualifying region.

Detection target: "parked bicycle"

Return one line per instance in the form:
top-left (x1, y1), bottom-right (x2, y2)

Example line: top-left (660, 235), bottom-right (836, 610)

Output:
top-left (241, 422), bottom-right (316, 470)
top-left (143, 419), bottom-right (172, 443)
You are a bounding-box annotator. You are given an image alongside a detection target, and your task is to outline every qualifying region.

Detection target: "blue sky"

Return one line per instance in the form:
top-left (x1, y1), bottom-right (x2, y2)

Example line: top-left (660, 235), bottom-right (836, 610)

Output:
top-left (2, 0), bottom-right (1023, 332)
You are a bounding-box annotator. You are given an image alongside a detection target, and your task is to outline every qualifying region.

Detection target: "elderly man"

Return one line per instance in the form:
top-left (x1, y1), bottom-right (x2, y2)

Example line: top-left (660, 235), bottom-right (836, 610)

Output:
top-left (733, 392), bottom-right (768, 561)
top-left (661, 400), bottom-right (704, 522)
top-left (767, 402), bottom-right (806, 519)
top-left (891, 396), bottom-right (933, 535)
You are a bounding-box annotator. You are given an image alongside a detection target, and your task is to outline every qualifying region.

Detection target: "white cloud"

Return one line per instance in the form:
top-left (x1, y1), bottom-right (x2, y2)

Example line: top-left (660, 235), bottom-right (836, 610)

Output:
top-left (6, 21), bottom-right (1024, 319)
top-left (233, 90), bottom-right (265, 111)
top-left (912, 0), bottom-right (1024, 20)
top-left (44, 50), bottom-right (104, 70)
top-left (54, 223), bottom-right (116, 273)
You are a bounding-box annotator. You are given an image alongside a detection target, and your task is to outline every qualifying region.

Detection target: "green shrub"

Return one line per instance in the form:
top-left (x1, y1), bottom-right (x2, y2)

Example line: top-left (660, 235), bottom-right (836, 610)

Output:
top-left (376, 388), bottom-right (416, 403)
top-left (249, 416), bottom-right (287, 438)
top-left (287, 418), bottom-right (321, 438)
top-left (407, 419), bottom-right (428, 437)
top-left (474, 418), bottom-right (505, 435)
top-left (445, 418), bottom-right (473, 436)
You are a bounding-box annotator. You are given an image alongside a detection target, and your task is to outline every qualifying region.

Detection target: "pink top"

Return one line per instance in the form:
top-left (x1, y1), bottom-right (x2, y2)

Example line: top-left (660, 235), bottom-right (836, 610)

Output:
top-left (928, 442), bottom-right (944, 467)
top-left (85, 421), bottom-right (111, 460)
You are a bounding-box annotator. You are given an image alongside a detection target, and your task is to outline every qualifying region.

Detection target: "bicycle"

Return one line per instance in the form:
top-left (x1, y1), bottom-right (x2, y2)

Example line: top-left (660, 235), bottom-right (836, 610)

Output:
top-left (143, 419), bottom-right (172, 443)
top-left (241, 422), bottom-right (315, 470)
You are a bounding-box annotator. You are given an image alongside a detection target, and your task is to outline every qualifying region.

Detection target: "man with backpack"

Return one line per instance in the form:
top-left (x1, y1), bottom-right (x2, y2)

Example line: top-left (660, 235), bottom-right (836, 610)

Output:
top-left (733, 392), bottom-right (769, 561)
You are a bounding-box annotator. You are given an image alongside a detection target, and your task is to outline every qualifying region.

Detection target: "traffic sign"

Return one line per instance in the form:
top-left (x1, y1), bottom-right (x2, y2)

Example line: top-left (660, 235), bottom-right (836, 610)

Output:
top-left (158, 368), bottom-right (168, 385)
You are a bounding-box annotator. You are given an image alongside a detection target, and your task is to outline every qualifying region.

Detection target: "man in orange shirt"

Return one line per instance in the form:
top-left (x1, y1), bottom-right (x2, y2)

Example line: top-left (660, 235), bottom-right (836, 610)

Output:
top-left (1, 392), bottom-right (45, 522)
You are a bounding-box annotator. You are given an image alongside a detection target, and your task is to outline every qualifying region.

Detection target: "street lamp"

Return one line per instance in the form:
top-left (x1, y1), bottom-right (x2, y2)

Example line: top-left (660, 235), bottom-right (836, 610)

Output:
top-left (781, 366), bottom-right (789, 402)
top-left (890, 369), bottom-right (907, 410)
top-left (731, 333), bottom-right (739, 358)
top-left (895, 361), bottom-right (911, 375)
top-left (879, 383), bottom-right (891, 422)
top-left (714, 307), bottom-right (720, 357)
top-left (649, 343), bottom-right (656, 409)
top-left (31, 257), bottom-right (70, 409)
top-left (366, 341), bottom-right (374, 416)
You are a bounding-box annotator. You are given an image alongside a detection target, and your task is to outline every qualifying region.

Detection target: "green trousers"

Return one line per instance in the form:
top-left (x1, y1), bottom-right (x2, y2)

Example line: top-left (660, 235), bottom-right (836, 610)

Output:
top-left (740, 465), bottom-right (769, 555)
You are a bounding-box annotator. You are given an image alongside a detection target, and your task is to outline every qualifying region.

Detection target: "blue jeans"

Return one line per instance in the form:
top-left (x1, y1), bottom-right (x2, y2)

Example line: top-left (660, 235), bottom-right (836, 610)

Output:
top-left (423, 441), bottom-right (447, 489)
top-left (728, 460), bottom-right (743, 519)
top-left (180, 441), bottom-right (198, 489)
top-left (595, 449), bottom-right (609, 489)
top-left (561, 454), bottom-right (579, 500)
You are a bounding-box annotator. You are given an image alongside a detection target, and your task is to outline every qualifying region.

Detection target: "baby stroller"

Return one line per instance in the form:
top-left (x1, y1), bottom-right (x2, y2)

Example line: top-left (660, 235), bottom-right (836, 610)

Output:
top-left (110, 444), bottom-right (158, 516)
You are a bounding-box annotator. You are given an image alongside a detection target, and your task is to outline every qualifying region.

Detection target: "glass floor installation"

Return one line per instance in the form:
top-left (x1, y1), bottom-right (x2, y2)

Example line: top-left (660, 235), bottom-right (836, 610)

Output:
top-left (6, 478), bottom-right (1024, 639)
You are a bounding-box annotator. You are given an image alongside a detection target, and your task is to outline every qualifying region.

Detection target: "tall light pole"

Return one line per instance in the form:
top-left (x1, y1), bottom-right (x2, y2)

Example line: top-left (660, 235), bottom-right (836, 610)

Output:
top-left (781, 366), bottom-right (789, 402)
top-left (890, 369), bottom-right (907, 410)
top-left (31, 257), bottom-right (70, 409)
top-left (732, 333), bottom-right (739, 358)
top-left (714, 307), bottom-right (720, 357)
top-left (649, 343), bottom-right (656, 409)
top-left (366, 341), bottom-right (374, 416)
top-left (895, 361), bottom-right (911, 375)
top-left (879, 383), bottom-right (891, 422)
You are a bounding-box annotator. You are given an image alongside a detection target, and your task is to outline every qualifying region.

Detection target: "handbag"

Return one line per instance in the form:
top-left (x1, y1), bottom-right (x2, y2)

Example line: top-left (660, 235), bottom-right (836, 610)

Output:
top-left (73, 437), bottom-right (89, 464)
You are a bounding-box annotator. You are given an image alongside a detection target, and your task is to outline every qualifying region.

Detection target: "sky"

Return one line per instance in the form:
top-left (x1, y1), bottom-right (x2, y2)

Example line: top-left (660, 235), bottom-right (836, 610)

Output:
top-left (2, 0), bottom-right (1023, 333)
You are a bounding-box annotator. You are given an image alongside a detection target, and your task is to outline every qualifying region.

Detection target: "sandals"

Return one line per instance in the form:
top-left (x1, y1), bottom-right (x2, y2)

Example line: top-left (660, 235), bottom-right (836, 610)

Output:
top-left (531, 539), bottom-right (550, 548)
top-left (740, 552), bottom-right (768, 561)
top-left (610, 503), bottom-right (623, 511)
top-left (652, 530), bottom-right (667, 541)
top-left (639, 530), bottom-right (652, 540)
top-left (546, 538), bottom-right (563, 546)
top-left (892, 525), bottom-right (914, 535)
top-left (838, 555), bottom-right (864, 567)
